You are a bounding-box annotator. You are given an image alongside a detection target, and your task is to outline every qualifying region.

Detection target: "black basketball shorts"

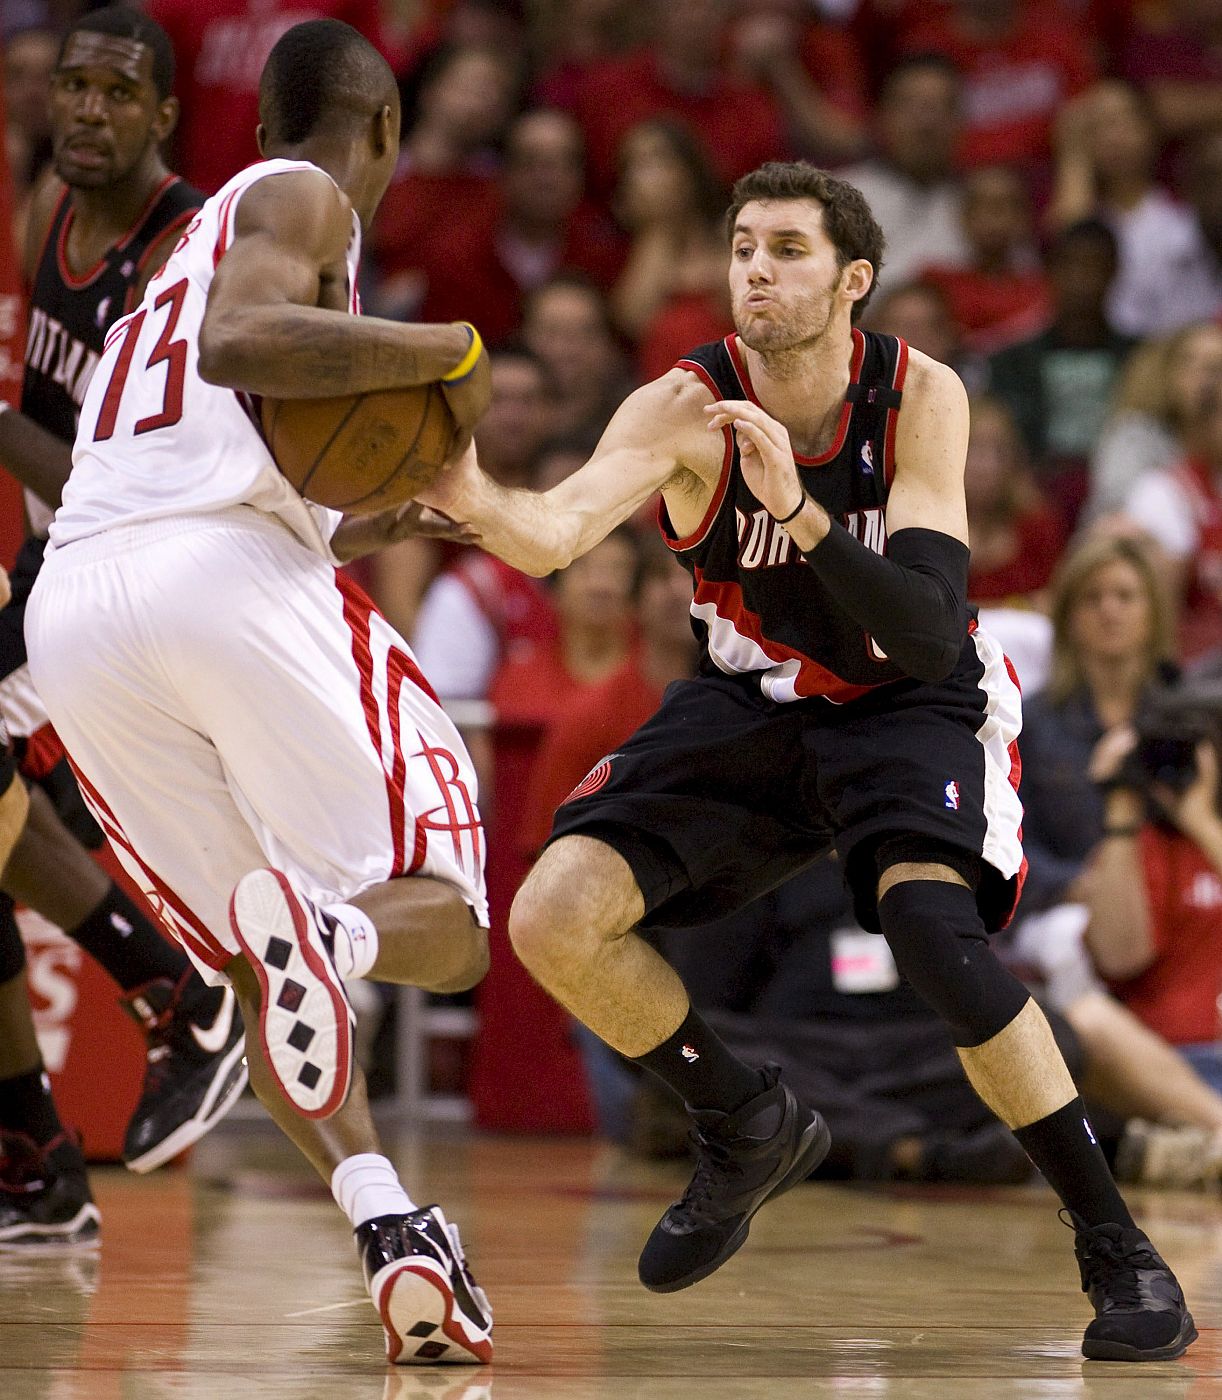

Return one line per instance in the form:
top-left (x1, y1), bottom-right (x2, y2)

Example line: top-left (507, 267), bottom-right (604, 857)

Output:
top-left (548, 638), bottom-right (1025, 936)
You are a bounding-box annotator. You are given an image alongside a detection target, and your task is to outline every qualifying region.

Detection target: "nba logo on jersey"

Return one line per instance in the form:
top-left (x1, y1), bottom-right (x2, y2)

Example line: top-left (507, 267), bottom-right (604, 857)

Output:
top-left (860, 441), bottom-right (874, 475)
top-left (944, 780), bottom-right (960, 810)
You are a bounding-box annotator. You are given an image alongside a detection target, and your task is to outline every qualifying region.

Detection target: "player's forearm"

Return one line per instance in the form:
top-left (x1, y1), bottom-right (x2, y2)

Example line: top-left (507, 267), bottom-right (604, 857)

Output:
top-left (787, 501), bottom-right (968, 682)
top-left (462, 472), bottom-right (579, 577)
top-left (198, 307), bottom-right (471, 399)
top-left (1083, 791), bottom-right (1154, 980)
top-left (0, 405), bottom-right (72, 509)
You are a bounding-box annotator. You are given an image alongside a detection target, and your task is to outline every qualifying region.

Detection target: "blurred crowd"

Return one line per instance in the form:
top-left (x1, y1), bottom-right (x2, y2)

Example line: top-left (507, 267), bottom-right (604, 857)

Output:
top-left (8, 0), bottom-right (1222, 1188)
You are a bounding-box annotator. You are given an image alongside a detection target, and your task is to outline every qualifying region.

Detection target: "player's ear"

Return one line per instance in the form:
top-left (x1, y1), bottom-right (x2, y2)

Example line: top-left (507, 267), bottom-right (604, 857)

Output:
top-left (255, 123), bottom-right (267, 157)
top-left (843, 259), bottom-right (874, 309)
top-left (152, 94), bottom-right (179, 145)
top-left (373, 103), bottom-right (393, 159)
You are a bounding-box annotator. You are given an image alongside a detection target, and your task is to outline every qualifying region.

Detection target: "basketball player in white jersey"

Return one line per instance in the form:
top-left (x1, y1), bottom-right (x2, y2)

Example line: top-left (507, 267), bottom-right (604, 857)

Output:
top-left (26, 20), bottom-right (493, 1365)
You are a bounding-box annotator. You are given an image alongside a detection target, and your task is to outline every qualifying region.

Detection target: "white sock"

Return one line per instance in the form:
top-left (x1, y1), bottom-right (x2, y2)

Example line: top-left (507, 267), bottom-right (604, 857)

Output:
top-left (325, 902), bottom-right (379, 979)
top-left (331, 1153), bottom-right (415, 1227)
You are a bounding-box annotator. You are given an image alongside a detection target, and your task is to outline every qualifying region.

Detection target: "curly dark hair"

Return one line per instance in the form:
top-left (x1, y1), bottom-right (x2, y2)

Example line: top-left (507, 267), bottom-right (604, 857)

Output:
top-left (726, 161), bottom-right (886, 321)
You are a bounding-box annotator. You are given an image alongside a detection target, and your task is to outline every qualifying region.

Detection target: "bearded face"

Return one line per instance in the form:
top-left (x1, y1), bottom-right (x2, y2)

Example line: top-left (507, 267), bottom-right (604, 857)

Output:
top-left (731, 265), bottom-right (842, 353)
top-left (728, 199), bottom-right (859, 356)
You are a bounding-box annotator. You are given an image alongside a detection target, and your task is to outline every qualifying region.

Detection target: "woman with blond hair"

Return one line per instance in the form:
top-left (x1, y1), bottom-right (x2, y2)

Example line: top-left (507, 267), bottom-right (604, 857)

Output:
top-left (1009, 532), bottom-right (1222, 1180)
top-left (1086, 320), bottom-right (1222, 522)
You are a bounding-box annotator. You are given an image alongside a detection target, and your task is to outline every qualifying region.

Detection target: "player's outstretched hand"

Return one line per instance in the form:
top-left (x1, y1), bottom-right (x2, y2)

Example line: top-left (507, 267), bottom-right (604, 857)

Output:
top-left (705, 399), bottom-right (804, 523)
top-left (330, 500), bottom-right (476, 563)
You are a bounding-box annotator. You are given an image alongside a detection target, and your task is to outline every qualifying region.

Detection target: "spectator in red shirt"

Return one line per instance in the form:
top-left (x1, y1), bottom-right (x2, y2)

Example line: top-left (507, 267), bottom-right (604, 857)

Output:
top-left (900, 0), bottom-right (1096, 171)
top-left (146, 0), bottom-right (391, 193)
top-left (379, 107), bottom-right (623, 341)
top-left (522, 539), bottom-right (698, 855)
top-left (1086, 722), bottom-right (1222, 1094)
top-left (610, 118), bottom-right (731, 359)
top-left (367, 43), bottom-right (522, 319)
top-left (521, 273), bottom-right (633, 442)
top-left (964, 395), bottom-right (1066, 607)
top-left (729, 0), bottom-right (869, 167)
top-left (922, 165), bottom-right (1048, 354)
top-left (570, 0), bottom-right (789, 195)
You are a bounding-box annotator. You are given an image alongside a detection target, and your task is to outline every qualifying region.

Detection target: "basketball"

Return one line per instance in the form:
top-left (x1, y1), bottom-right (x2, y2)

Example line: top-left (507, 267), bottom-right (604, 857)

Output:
top-left (261, 383), bottom-right (459, 515)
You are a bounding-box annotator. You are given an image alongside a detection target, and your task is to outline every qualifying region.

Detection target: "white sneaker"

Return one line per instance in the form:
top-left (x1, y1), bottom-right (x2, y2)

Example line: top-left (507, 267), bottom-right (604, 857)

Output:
top-left (357, 1207), bottom-right (493, 1365)
top-left (228, 868), bottom-right (355, 1119)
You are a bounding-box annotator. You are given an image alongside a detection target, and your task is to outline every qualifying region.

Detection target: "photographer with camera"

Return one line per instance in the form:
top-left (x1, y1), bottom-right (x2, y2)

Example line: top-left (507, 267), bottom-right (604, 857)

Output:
top-left (1010, 531), bottom-right (1222, 1183)
top-left (1085, 689), bottom-right (1222, 1093)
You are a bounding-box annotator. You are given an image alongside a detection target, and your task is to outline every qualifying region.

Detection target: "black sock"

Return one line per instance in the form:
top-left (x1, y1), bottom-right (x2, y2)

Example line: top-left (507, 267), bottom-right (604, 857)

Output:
top-left (1013, 1097), bottom-right (1135, 1230)
top-left (631, 1005), bottom-right (766, 1113)
top-left (66, 884), bottom-right (188, 993)
top-left (0, 1065), bottom-right (63, 1145)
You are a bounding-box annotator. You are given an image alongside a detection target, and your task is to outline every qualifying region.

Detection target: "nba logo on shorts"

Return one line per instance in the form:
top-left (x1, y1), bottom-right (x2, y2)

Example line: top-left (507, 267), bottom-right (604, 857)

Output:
top-left (944, 779), bottom-right (960, 811)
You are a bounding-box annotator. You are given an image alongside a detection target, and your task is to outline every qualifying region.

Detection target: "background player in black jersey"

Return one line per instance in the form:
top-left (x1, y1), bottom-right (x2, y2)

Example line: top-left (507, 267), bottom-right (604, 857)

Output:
top-left (0, 7), bottom-right (247, 1246)
top-left (423, 160), bottom-right (1196, 1363)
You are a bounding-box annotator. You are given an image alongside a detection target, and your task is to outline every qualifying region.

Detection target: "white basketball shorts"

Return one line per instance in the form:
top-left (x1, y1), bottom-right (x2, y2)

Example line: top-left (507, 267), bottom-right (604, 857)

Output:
top-left (26, 507), bottom-right (488, 983)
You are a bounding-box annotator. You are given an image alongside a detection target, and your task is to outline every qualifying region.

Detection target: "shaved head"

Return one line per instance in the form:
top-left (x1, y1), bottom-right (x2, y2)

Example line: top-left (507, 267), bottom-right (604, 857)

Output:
top-left (259, 19), bottom-right (397, 145)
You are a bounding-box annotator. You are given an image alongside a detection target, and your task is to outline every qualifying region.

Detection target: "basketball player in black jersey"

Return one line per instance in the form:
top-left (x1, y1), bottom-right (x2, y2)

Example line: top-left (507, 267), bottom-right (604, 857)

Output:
top-left (424, 161), bottom-right (1196, 1362)
top-left (0, 7), bottom-right (246, 1246)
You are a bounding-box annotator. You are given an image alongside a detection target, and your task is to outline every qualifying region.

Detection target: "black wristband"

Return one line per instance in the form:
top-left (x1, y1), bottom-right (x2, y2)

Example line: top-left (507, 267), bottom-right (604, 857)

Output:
top-left (1101, 823), bottom-right (1141, 838)
top-left (775, 493), bottom-right (808, 526)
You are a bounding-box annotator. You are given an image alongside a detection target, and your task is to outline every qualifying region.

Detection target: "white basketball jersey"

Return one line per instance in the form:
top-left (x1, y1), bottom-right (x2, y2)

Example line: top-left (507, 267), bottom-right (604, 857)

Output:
top-left (51, 159), bottom-right (358, 554)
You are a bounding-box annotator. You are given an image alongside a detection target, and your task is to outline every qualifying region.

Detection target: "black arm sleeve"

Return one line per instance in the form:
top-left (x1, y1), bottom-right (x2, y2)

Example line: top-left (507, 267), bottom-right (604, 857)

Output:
top-left (801, 523), bottom-right (969, 683)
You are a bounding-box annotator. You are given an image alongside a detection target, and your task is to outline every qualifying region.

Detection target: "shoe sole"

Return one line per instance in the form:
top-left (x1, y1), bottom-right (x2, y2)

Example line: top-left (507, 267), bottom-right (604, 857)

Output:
top-left (124, 1032), bottom-right (250, 1174)
top-left (374, 1255), bottom-right (493, 1365)
top-left (1083, 1314), bottom-right (1199, 1362)
top-left (229, 868), bottom-right (354, 1120)
top-left (0, 1202), bottom-right (101, 1251)
top-left (642, 1111), bottom-right (832, 1294)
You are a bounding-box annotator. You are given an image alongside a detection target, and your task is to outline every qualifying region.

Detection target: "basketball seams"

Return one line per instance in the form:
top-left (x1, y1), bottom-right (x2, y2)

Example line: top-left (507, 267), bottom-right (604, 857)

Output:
top-left (326, 384), bottom-right (449, 513)
top-left (264, 383), bottom-right (455, 514)
top-left (298, 393), bottom-right (366, 498)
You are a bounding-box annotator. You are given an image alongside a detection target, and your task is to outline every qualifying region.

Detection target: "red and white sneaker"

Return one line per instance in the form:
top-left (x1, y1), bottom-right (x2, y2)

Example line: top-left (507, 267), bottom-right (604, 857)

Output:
top-left (357, 1207), bottom-right (494, 1365)
top-left (228, 868), bottom-right (354, 1119)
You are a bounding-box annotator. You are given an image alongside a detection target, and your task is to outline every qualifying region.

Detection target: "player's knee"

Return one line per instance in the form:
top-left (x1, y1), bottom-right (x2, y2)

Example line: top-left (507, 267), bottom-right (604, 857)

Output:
top-left (507, 875), bottom-right (570, 981)
top-left (432, 917), bottom-right (489, 993)
top-left (877, 876), bottom-right (1029, 1047)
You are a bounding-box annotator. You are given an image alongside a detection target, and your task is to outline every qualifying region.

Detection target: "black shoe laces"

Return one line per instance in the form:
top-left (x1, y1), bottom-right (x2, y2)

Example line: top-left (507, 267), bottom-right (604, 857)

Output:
top-left (1074, 1228), bottom-right (1148, 1310)
top-left (670, 1130), bottom-right (743, 1227)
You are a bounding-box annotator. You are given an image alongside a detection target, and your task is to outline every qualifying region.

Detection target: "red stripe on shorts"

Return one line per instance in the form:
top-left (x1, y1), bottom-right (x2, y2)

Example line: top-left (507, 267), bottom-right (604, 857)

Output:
top-left (64, 756), bottom-right (230, 970)
top-left (334, 571), bottom-right (409, 875)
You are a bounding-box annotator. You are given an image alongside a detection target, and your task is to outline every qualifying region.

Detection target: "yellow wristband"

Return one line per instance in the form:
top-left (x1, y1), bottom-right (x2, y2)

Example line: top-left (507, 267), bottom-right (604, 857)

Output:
top-left (441, 322), bottom-right (483, 382)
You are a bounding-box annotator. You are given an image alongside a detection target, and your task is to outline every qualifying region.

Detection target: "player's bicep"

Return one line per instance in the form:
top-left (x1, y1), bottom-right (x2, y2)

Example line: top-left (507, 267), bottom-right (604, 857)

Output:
top-left (204, 172), bottom-right (350, 323)
top-left (885, 354), bottom-right (970, 543)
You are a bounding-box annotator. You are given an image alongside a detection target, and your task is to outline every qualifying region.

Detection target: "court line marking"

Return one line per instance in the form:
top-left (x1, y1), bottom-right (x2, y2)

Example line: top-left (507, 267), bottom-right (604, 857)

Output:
top-left (283, 1298), bottom-right (369, 1318)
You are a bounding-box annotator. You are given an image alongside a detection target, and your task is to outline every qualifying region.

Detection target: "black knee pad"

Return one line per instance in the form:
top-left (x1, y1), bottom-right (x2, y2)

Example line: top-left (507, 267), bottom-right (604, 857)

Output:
top-left (0, 893), bottom-right (25, 982)
top-left (877, 879), bottom-right (1030, 1048)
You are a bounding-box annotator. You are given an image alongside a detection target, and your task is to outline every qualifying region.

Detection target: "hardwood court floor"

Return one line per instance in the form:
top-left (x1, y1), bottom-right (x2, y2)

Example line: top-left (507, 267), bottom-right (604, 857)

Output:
top-left (3, 1125), bottom-right (1222, 1400)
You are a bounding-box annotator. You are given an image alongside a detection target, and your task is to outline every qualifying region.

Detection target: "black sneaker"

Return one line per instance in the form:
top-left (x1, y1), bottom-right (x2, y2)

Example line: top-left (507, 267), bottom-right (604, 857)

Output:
top-left (356, 1206), bottom-right (493, 1364)
top-left (638, 1065), bottom-right (830, 1293)
top-left (1068, 1211), bottom-right (1198, 1361)
top-left (0, 1130), bottom-right (100, 1250)
top-left (121, 970), bottom-right (248, 1173)
top-left (229, 868), bottom-right (355, 1120)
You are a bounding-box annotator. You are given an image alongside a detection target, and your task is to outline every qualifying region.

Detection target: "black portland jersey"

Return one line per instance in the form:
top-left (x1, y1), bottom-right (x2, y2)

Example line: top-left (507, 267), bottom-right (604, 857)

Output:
top-left (21, 175), bottom-right (202, 443)
top-left (662, 328), bottom-right (921, 704)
